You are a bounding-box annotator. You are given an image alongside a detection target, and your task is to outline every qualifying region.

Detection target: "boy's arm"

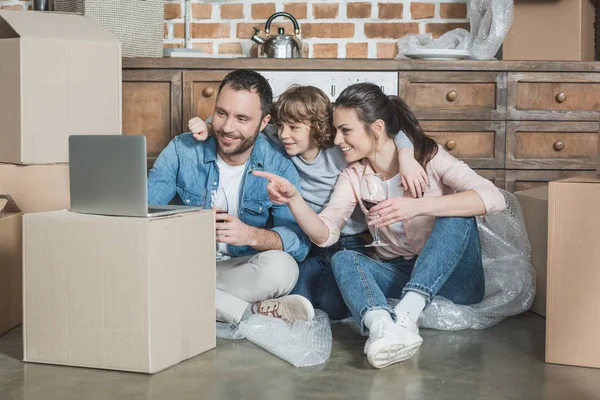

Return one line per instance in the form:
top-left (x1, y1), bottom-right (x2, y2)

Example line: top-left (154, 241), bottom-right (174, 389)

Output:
top-left (394, 130), bottom-right (429, 198)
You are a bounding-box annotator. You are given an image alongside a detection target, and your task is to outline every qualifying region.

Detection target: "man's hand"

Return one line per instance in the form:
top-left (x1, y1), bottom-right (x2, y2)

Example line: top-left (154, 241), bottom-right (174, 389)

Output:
top-left (368, 197), bottom-right (426, 228)
top-left (189, 117), bottom-right (209, 141)
top-left (398, 147), bottom-right (429, 198)
top-left (252, 171), bottom-right (299, 205)
top-left (215, 213), bottom-right (257, 247)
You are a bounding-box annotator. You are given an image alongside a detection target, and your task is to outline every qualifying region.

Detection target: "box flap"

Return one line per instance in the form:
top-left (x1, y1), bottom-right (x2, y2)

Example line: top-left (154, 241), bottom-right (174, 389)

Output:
top-left (0, 194), bottom-right (20, 213)
top-left (0, 10), bottom-right (118, 42)
top-left (514, 185), bottom-right (548, 201)
top-left (551, 176), bottom-right (600, 185)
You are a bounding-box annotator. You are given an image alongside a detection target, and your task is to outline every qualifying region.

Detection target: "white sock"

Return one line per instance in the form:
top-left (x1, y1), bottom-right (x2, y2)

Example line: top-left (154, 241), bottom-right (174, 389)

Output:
top-left (363, 309), bottom-right (393, 330)
top-left (394, 291), bottom-right (427, 324)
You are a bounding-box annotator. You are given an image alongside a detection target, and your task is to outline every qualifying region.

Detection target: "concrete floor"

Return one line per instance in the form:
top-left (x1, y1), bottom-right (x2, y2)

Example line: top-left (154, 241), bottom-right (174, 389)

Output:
top-left (1, 312), bottom-right (599, 400)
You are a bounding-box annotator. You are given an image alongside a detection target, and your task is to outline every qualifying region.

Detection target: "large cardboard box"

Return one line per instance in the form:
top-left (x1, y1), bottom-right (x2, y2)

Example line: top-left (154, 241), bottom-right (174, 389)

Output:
top-left (0, 10), bottom-right (122, 164)
top-left (503, 0), bottom-right (595, 61)
top-left (546, 176), bottom-right (600, 368)
top-left (0, 163), bottom-right (70, 213)
top-left (0, 195), bottom-right (22, 336)
top-left (23, 210), bottom-right (216, 373)
top-left (515, 186), bottom-right (548, 317)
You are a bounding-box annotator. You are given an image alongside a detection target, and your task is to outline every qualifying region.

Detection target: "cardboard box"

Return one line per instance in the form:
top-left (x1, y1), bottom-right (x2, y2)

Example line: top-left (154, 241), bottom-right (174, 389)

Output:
top-left (515, 186), bottom-right (548, 317)
top-left (0, 163), bottom-right (70, 213)
top-left (23, 210), bottom-right (216, 373)
top-left (0, 10), bottom-right (122, 164)
top-left (503, 0), bottom-right (595, 61)
top-left (546, 176), bottom-right (600, 368)
top-left (0, 195), bottom-right (23, 336)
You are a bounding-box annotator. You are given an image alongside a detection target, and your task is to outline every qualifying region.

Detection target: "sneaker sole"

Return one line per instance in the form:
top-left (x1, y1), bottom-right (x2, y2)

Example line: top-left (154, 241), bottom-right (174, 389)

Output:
top-left (285, 294), bottom-right (316, 321)
top-left (367, 337), bottom-right (423, 369)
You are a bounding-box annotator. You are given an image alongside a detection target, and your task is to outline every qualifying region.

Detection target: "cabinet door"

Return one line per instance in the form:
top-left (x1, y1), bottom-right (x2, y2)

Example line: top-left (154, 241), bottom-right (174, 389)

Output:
top-left (505, 170), bottom-right (598, 193)
top-left (183, 71), bottom-right (231, 124)
top-left (123, 70), bottom-right (182, 167)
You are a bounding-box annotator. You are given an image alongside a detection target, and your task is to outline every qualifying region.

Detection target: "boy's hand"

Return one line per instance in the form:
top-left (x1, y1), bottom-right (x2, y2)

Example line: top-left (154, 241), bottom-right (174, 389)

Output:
top-left (189, 117), bottom-right (209, 141)
top-left (252, 171), bottom-right (299, 204)
top-left (398, 147), bottom-right (429, 198)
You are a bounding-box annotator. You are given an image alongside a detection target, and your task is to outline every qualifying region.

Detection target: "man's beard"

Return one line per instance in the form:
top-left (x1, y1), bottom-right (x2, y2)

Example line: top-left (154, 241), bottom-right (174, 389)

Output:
top-left (215, 123), bottom-right (261, 156)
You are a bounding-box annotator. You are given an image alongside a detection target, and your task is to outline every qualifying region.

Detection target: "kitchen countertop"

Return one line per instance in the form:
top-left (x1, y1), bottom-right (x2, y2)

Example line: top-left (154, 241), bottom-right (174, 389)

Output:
top-left (122, 57), bottom-right (600, 72)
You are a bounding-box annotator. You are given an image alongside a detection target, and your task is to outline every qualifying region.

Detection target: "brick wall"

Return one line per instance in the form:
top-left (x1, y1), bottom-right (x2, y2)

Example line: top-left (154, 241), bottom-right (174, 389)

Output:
top-left (164, 0), bottom-right (469, 58)
top-left (0, 0), bottom-right (469, 59)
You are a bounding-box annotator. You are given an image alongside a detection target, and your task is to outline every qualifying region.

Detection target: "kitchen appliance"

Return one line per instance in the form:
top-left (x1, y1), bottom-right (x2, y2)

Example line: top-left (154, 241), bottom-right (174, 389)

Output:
top-left (251, 12), bottom-right (303, 58)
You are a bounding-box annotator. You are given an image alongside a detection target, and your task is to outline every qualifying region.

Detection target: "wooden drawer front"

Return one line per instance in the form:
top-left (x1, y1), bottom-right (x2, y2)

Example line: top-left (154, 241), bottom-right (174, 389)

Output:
top-left (507, 122), bottom-right (598, 170)
top-left (399, 72), bottom-right (506, 120)
top-left (421, 121), bottom-right (505, 169)
top-left (183, 70), bottom-right (230, 123)
top-left (506, 170), bottom-right (598, 193)
top-left (508, 73), bottom-right (600, 121)
top-left (123, 70), bottom-right (182, 167)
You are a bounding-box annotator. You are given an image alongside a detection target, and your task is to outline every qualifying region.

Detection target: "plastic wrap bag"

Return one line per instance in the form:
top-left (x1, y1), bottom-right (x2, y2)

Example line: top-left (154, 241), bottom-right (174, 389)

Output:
top-left (397, 0), bottom-right (514, 60)
top-left (216, 310), bottom-right (332, 367)
top-left (416, 189), bottom-right (536, 330)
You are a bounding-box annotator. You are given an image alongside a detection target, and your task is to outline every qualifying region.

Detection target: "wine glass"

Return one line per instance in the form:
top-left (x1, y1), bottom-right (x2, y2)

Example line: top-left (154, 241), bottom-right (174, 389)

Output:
top-left (202, 187), bottom-right (231, 262)
top-left (360, 173), bottom-right (389, 248)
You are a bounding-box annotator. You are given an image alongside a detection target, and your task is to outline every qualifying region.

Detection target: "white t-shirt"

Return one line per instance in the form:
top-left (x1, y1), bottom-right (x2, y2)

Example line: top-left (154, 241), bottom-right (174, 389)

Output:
top-left (385, 174), bottom-right (408, 243)
top-left (216, 155), bottom-right (248, 255)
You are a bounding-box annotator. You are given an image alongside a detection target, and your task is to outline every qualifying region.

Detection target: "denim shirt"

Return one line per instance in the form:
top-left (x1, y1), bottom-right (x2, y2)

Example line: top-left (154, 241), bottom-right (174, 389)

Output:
top-left (147, 132), bottom-right (310, 262)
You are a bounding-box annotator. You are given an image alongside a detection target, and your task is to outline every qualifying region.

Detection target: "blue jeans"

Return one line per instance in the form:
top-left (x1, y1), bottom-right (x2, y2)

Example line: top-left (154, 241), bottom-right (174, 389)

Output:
top-left (331, 217), bottom-right (485, 334)
top-left (291, 235), bottom-right (367, 320)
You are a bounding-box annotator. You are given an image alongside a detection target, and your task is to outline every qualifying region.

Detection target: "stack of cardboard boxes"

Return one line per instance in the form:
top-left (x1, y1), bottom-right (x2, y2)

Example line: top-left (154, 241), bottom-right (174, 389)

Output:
top-left (516, 123), bottom-right (600, 369)
top-left (1, 10), bottom-right (216, 374)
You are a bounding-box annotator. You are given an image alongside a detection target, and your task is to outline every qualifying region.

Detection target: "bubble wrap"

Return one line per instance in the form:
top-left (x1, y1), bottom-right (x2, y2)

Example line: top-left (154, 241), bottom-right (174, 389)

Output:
top-left (397, 0), bottom-right (515, 60)
top-left (416, 189), bottom-right (536, 331)
top-left (216, 310), bottom-right (332, 367)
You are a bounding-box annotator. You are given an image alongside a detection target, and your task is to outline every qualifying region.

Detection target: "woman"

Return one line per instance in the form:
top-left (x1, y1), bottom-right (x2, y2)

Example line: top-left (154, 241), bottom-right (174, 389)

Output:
top-left (189, 85), bottom-right (427, 320)
top-left (254, 83), bottom-right (506, 369)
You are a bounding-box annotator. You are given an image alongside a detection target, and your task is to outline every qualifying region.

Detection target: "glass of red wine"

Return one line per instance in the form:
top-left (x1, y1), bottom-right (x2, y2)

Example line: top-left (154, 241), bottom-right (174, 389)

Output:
top-left (202, 187), bottom-right (231, 262)
top-left (360, 173), bottom-right (389, 248)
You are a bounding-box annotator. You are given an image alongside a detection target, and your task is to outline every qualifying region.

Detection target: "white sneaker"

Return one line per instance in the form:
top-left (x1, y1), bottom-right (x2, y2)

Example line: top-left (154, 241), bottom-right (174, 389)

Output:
top-left (251, 294), bottom-right (315, 325)
top-left (365, 312), bottom-right (423, 369)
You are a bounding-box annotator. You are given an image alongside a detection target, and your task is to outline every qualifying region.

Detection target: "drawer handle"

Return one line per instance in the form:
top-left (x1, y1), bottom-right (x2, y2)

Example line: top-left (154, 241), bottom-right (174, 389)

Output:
top-left (203, 87), bottom-right (215, 97)
top-left (445, 140), bottom-right (457, 151)
top-left (555, 92), bottom-right (567, 103)
top-left (553, 140), bottom-right (565, 151)
top-left (446, 91), bottom-right (458, 102)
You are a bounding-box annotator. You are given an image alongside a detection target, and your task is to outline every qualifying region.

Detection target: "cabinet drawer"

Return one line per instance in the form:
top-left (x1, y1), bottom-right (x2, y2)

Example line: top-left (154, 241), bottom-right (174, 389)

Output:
top-left (399, 72), bottom-right (506, 120)
top-left (508, 73), bottom-right (600, 121)
top-left (421, 121), bottom-right (505, 169)
top-left (506, 170), bottom-right (598, 193)
top-left (506, 121), bottom-right (598, 169)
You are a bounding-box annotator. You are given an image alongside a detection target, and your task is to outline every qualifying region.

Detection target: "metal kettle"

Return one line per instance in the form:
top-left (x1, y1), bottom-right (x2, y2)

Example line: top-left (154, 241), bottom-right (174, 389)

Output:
top-left (251, 12), bottom-right (303, 58)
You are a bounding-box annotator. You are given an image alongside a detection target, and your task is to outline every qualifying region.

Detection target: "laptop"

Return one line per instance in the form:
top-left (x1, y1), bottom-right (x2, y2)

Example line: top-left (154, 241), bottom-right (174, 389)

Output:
top-left (69, 135), bottom-right (204, 217)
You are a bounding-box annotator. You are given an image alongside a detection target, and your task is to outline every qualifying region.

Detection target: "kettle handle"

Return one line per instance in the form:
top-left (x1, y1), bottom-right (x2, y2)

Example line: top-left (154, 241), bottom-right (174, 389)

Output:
top-left (265, 12), bottom-right (300, 35)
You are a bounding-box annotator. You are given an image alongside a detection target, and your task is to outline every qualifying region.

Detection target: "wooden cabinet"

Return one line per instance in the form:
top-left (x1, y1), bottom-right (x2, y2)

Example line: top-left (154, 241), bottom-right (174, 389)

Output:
top-left (122, 70), bottom-right (182, 167)
top-left (183, 70), bottom-right (230, 123)
top-left (121, 59), bottom-right (599, 192)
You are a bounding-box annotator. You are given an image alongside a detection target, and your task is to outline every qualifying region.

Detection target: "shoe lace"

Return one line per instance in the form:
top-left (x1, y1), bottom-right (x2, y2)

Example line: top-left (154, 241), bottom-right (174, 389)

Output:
top-left (253, 301), bottom-right (287, 322)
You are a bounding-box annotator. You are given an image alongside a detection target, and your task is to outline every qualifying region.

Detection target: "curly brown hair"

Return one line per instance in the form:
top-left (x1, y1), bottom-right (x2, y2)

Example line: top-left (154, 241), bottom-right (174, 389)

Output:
top-left (271, 85), bottom-right (335, 149)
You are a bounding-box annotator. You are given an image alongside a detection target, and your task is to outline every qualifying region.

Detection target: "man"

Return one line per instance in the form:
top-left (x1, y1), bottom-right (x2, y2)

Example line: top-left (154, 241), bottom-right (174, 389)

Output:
top-left (148, 69), bottom-right (313, 326)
